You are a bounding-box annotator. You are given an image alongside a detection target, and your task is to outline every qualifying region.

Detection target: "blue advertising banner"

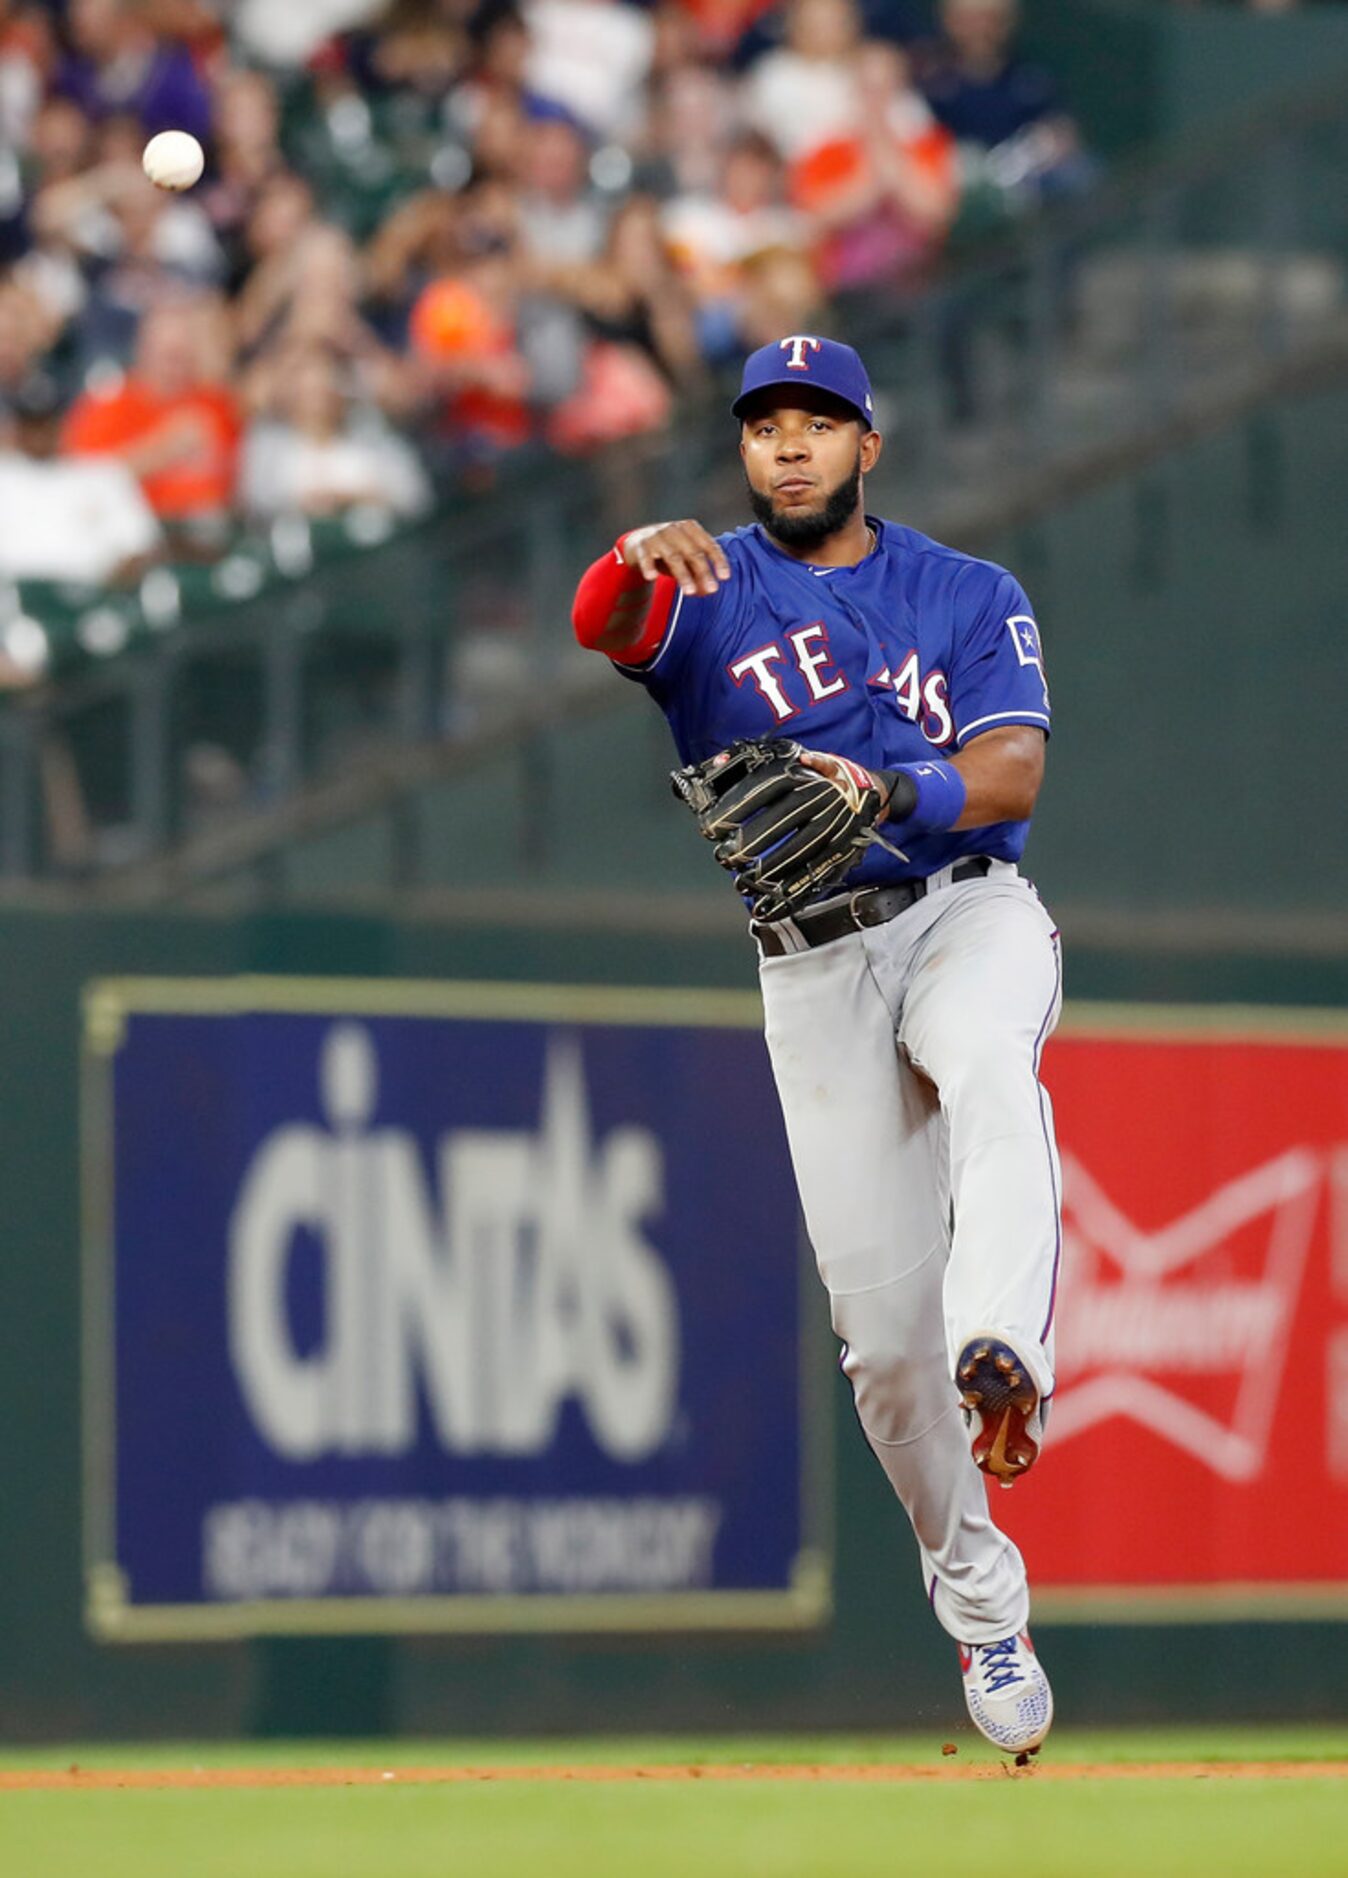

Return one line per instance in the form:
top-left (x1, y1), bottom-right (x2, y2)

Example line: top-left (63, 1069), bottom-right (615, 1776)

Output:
top-left (82, 979), bottom-right (829, 1638)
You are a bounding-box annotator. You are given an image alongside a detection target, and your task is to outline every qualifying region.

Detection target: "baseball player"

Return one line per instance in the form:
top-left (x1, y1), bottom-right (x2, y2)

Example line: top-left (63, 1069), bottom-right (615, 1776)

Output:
top-left (571, 335), bottom-right (1061, 1757)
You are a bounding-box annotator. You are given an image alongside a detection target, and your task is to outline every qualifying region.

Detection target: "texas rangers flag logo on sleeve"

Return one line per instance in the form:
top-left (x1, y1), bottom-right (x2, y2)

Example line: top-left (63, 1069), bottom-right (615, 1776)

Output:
top-left (1007, 614), bottom-right (1049, 710)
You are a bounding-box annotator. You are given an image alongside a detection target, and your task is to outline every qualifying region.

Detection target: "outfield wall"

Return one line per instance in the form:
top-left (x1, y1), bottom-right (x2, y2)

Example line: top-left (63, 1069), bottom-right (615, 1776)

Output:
top-left (0, 903), bottom-right (1344, 1742)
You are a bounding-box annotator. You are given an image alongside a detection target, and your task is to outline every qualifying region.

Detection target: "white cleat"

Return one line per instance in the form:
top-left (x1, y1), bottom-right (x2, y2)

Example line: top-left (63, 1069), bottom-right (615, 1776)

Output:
top-left (959, 1631), bottom-right (1054, 1758)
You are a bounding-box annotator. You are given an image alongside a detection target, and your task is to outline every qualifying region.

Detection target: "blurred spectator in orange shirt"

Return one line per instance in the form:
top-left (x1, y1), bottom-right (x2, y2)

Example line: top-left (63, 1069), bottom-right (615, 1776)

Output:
top-left (790, 42), bottom-right (956, 291)
top-left (409, 182), bottom-right (534, 472)
top-left (62, 296), bottom-right (240, 534)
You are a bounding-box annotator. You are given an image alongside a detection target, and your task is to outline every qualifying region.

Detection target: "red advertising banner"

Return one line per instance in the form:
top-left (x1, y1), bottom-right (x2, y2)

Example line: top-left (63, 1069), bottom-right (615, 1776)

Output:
top-left (997, 1006), bottom-right (1348, 1619)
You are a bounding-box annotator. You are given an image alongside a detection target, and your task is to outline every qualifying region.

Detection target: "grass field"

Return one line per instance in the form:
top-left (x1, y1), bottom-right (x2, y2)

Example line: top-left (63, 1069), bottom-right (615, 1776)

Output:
top-left (2, 1728), bottom-right (1345, 1878)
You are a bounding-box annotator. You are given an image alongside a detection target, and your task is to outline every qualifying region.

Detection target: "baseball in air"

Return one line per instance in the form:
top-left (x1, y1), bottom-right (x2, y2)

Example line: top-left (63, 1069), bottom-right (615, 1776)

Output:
top-left (142, 130), bottom-right (204, 191)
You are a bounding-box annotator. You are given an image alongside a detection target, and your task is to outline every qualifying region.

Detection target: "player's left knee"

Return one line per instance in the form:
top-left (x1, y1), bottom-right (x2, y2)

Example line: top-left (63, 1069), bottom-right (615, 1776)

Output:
top-left (845, 1347), bottom-right (950, 1446)
top-left (835, 1290), bottom-right (949, 1445)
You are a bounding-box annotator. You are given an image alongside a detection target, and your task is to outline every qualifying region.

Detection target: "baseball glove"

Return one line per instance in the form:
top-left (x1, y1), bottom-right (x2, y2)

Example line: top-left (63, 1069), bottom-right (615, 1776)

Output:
top-left (670, 737), bottom-right (904, 923)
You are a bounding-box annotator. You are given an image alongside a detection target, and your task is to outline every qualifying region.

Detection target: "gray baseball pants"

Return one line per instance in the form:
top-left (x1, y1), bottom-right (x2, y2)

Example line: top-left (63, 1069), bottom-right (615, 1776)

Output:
top-left (757, 862), bottom-right (1063, 1644)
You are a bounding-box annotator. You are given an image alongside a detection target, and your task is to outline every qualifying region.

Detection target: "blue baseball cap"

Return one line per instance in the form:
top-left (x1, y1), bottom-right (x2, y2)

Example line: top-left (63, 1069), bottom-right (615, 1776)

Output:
top-left (731, 335), bottom-right (875, 427)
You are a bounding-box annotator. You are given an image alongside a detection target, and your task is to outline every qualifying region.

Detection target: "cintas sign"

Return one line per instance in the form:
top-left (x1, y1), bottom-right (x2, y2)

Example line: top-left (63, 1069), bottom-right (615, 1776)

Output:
top-left (227, 1025), bottom-right (678, 1463)
top-left (83, 982), bottom-right (822, 1639)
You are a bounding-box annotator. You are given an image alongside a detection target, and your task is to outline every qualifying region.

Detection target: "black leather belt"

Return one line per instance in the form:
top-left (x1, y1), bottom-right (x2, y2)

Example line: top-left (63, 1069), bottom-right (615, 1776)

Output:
top-left (752, 857), bottom-right (994, 957)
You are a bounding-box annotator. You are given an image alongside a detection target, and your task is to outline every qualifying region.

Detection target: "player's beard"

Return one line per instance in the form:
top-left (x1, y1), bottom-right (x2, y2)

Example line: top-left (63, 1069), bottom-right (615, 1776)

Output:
top-left (745, 447), bottom-right (863, 550)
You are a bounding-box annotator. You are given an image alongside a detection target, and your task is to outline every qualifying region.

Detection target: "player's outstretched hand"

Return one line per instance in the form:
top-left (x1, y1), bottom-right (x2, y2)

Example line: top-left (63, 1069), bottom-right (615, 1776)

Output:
top-left (622, 521), bottom-right (732, 599)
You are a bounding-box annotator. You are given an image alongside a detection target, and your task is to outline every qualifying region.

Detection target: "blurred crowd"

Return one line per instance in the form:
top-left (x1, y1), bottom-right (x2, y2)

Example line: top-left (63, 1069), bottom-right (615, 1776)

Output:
top-left (0, 0), bottom-right (1094, 589)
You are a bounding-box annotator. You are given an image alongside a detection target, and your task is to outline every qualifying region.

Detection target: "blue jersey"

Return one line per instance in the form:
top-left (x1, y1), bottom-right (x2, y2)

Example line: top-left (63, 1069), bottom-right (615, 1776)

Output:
top-left (618, 517), bottom-right (1051, 887)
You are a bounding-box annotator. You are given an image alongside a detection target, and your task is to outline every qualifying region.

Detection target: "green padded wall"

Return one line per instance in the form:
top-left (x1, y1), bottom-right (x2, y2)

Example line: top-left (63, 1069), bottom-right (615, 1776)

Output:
top-left (0, 902), bottom-right (1342, 1745)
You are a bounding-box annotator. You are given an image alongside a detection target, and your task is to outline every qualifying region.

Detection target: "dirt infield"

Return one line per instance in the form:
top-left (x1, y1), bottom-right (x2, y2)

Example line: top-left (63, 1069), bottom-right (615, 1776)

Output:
top-left (4, 1761), bottom-right (1345, 1792)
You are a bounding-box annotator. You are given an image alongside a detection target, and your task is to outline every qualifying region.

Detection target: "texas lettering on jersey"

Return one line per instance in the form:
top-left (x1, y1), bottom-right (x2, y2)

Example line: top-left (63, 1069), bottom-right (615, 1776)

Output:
top-left (727, 629), bottom-right (957, 745)
top-left (614, 517), bottom-right (1050, 887)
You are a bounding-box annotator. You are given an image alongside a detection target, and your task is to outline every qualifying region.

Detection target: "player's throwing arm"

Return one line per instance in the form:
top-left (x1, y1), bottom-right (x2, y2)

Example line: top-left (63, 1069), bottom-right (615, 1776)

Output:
top-left (572, 520), bottom-right (731, 660)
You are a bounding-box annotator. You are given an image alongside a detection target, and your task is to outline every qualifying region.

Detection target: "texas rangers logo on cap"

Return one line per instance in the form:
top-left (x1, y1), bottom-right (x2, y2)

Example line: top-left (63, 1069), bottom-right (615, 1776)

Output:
top-left (731, 335), bottom-right (875, 426)
top-left (780, 335), bottom-right (823, 371)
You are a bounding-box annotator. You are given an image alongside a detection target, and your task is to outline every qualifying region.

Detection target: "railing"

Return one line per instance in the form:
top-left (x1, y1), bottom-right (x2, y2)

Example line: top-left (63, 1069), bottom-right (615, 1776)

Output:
top-left (0, 473), bottom-right (610, 874)
top-left (6, 67), bottom-right (1348, 880)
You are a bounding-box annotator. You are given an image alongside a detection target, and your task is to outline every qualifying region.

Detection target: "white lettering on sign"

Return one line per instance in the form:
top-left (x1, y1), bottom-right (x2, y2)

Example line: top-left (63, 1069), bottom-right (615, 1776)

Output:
top-left (227, 1026), bottom-right (680, 1464)
top-left (202, 1495), bottom-right (723, 1599)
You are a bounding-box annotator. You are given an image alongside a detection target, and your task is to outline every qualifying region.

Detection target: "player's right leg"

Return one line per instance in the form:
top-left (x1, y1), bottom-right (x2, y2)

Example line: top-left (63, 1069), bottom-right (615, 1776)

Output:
top-left (758, 930), bottom-right (1029, 1646)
